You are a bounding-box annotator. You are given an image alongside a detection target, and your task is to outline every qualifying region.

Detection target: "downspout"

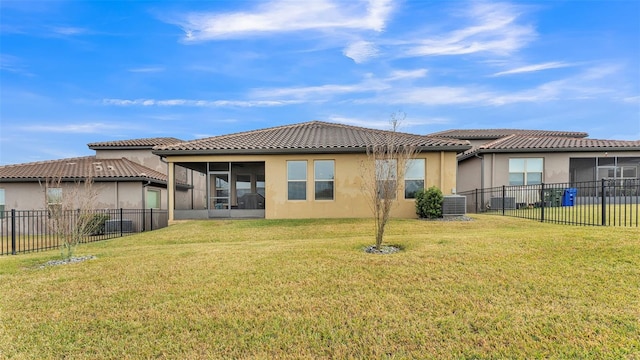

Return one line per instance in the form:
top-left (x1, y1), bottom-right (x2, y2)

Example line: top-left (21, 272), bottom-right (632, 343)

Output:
top-left (159, 155), bottom-right (171, 218)
top-left (490, 154), bottom-right (495, 188)
top-left (142, 180), bottom-right (151, 232)
top-left (440, 151), bottom-right (445, 191)
top-left (474, 153), bottom-right (485, 190)
top-left (474, 153), bottom-right (485, 211)
top-left (142, 180), bottom-right (151, 210)
top-left (190, 169), bottom-right (194, 209)
top-left (164, 157), bottom-right (176, 222)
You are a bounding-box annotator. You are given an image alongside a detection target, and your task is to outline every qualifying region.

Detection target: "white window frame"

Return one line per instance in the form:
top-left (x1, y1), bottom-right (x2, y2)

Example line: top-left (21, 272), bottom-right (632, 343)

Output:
top-left (509, 158), bottom-right (543, 186)
top-left (376, 159), bottom-right (397, 199)
top-left (287, 160), bottom-right (307, 201)
top-left (47, 187), bottom-right (62, 205)
top-left (146, 189), bottom-right (161, 209)
top-left (46, 187), bottom-right (63, 216)
top-left (314, 160), bottom-right (334, 201)
top-left (404, 159), bottom-right (425, 199)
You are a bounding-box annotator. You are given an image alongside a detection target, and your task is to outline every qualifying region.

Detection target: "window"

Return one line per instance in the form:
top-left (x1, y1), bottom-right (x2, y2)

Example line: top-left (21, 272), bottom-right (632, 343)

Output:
top-left (256, 174), bottom-right (266, 198)
top-left (376, 159), bottom-right (397, 199)
top-left (404, 159), bottom-right (425, 199)
top-left (287, 161), bottom-right (307, 200)
top-left (509, 158), bottom-right (543, 185)
top-left (47, 187), bottom-right (62, 205)
top-left (235, 175), bottom-right (252, 200)
top-left (146, 189), bottom-right (160, 209)
top-left (0, 189), bottom-right (4, 219)
top-left (597, 157), bottom-right (640, 181)
top-left (47, 187), bottom-right (62, 215)
top-left (314, 160), bottom-right (334, 200)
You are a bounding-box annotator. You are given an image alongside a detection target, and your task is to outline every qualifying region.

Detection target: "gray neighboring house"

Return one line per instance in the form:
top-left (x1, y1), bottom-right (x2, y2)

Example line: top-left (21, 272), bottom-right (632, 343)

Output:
top-left (428, 129), bottom-right (640, 193)
top-left (0, 137), bottom-right (204, 212)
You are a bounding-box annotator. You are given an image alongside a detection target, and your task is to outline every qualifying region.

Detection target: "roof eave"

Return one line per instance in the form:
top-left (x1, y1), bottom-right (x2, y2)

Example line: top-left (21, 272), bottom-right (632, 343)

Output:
top-left (0, 176), bottom-right (167, 184)
top-left (460, 146), bottom-right (640, 160)
top-left (88, 146), bottom-right (156, 151)
top-left (153, 145), bottom-right (471, 157)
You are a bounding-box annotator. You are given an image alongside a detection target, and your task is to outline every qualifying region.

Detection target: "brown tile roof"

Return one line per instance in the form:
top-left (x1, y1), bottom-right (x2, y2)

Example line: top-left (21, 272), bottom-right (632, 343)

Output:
top-left (0, 156), bottom-right (168, 184)
top-left (153, 121), bottom-right (471, 155)
top-left (88, 137), bottom-right (183, 149)
top-left (459, 135), bottom-right (640, 160)
top-left (428, 129), bottom-right (589, 140)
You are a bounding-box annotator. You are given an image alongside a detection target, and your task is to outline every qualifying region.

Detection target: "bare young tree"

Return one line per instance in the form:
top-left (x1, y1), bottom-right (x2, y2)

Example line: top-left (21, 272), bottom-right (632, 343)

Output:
top-left (360, 112), bottom-right (419, 250)
top-left (44, 169), bottom-right (99, 260)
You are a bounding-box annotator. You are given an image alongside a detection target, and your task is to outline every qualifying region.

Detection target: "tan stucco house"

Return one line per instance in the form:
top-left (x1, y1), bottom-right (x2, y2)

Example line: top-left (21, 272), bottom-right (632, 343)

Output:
top-left (153, 121), bottom-right (471, 221)
top-left (428, 129), bottom-right (640, 192)
top-left (0, 138), bottom-right (202, 212)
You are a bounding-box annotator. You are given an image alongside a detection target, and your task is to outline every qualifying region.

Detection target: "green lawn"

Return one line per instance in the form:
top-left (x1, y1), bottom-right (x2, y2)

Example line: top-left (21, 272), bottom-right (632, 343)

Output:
top-left (500, 204), bottom-right (640, 226)
top-left (0, 215), bottom-right (638, 359)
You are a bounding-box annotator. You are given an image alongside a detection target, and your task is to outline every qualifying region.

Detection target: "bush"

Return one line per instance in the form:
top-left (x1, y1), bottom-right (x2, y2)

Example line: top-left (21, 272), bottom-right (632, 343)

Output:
top-left (415, 186), bottom-right (443, 219)
top-left (82, 213), bottom-right (110, 235)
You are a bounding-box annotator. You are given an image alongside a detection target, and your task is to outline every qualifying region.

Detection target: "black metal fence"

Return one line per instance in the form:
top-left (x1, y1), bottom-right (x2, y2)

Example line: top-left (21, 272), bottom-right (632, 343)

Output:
top-left (0, 208), bottom-right (169, 256)
top-left (459, 179), bottom-right (640, 227)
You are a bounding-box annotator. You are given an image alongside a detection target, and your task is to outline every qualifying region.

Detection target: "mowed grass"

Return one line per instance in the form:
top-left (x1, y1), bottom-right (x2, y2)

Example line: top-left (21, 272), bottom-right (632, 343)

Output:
top-left (502, 204), bottom-right (640, 226)
top-left (0, 233), bottom-right (122, 255)
top-left (0, 216), bottom-right (638, 359)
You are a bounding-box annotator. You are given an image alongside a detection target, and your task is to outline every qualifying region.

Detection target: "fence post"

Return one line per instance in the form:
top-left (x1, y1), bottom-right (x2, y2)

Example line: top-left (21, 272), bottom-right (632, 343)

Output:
top-left (502, 185), bottom-right (506, 216)
top-left (120, 208), bottom-right (124, 237)
top-left (150, 208), bottom-right (153, 231)
top-left (540, 183), bottom-right (545, 223)
top-left (11, 209), bottom-right (16, 255)
top-left (601, 179), bottom-right (606, 226)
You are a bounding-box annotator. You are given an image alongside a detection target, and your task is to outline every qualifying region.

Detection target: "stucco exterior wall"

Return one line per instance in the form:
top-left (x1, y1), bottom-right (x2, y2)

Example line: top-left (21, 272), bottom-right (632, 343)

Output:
top-left (95, 149), bottom-right (166, 174)
top-left (165, 151), bottom-right (459, 220)
top-left (0, 181), bottom-right (164, 210)
top-left (94, 149), bottom-right (192, 186)
top-left (0, 183), bottom-right (47, 210)
top-left (457, 150), bottom-right (640, 192)
top-left (456, 156), bottom-right (482, 193)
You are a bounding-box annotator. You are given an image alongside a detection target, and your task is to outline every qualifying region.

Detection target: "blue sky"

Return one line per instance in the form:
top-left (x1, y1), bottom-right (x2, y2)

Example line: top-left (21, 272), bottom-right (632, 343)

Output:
top-left (1, 0), bottom-right (639, 165)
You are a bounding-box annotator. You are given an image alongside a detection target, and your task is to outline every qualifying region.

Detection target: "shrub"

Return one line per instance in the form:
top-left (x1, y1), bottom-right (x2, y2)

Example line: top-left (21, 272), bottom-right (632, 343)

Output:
top-left (82, 213), bottom-right (110, 236)
top-left (415, 186), bottom-right (443, 219)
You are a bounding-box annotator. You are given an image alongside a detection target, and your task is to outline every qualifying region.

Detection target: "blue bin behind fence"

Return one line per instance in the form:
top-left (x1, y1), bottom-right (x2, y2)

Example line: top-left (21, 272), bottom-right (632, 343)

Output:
top-left (562, 188), bottom-right (577, 206)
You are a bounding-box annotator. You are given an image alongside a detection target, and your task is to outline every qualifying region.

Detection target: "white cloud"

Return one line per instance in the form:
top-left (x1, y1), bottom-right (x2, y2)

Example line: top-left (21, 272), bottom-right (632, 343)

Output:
top-left (20, 122), bottom-right (124, 134)
top-left (580, 63), bottom-right (621, 80)
top-left (102, 98), bottom-right (302, 107)
top-left (103, 61), bottom-right (629, 111)
top-left (328, 115), bottom-right (449, 129)
top-left (343, 40), bottom-right (379, 63)
top-left (488, 70), bottom-right (616, 105)
top-left (492, 61), bottom-right (573, 76)
top-left (623, 95), bottom-right (640, 104)
top-left (327, 116), bottom-right (398, 129)
top-left (251, 80), bottom-right (387, 99)
top-left (174, 0), bottom-right (394, 41)
top-left (51, 26), bottom-right (87, 36)
top-left (0, 54), bottom-right (33, 76)
top-left (403, 2), bottom-right (535, 57)
top-left (371, 86), bottom-right (493, 105)
top-left (385, 69), bottom-right (428, 81)
top-left (366, 0), bottom-right (394, 31)
top-left (128, 67), bottom-right (165, 73)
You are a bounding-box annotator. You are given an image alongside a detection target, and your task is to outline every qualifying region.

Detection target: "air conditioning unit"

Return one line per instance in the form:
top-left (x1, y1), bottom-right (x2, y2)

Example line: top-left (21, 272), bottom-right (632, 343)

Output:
top-left (105, 219), bottom-right (134, 233)
top-left (442, 195), bottom-right (466, 216)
